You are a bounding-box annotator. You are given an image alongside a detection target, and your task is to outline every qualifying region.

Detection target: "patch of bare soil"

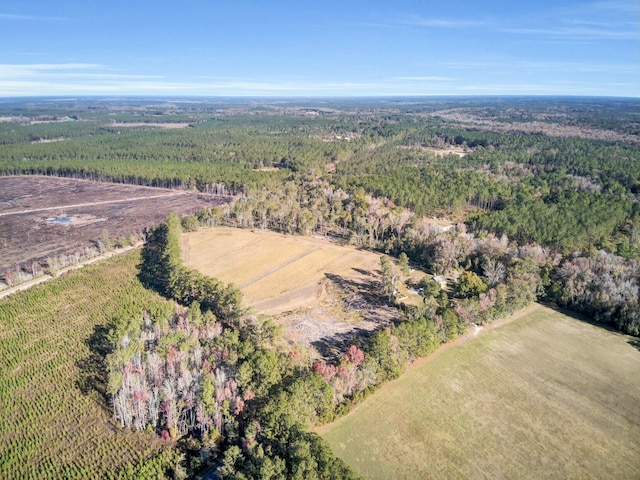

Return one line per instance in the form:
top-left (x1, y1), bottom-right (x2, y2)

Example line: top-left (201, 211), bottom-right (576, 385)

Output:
top-left (0, 176), bottom-right (231, 272)
top-left (276, 268), bottom-right (400, 358)
top-left (399, 145), bottom-right (468, 157)
top-left (30, 137), bottom-right (65, 144)
top-left (109, 122), bottom-right (191, 129)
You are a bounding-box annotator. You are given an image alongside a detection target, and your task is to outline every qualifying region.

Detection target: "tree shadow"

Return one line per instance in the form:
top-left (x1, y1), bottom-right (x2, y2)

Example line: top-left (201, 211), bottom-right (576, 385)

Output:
top-left (545, 302), bottom-right (630, 335)
top-left (310, 272), bottom-right (398, 357)
top-left (75, 323), bottom-right (113, 410)
top-left (312, 327), bottom-right (375, 358)
top-left (324, 272), bottom-right (387, 310)
top-left (628, 339), bottom-right (640, 352)
top-left (351, 267), bottom-right (375, 277)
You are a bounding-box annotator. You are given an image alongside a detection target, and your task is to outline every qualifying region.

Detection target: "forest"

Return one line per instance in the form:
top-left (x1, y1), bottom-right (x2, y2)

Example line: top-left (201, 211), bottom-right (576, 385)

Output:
top-left (0, 97), bottom-right (638, 478)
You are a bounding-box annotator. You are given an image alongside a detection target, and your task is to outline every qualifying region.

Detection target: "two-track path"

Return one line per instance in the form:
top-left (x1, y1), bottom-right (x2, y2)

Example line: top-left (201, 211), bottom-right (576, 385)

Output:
top-left (0, 244), bottom-right (141, 300)
top-left (0, 192), bottom-right (186, 217)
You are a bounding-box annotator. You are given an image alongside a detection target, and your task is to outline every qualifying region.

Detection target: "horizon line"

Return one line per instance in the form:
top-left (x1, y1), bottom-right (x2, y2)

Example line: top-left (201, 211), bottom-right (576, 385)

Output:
top-left (0, 93), bottom-right (638, 100)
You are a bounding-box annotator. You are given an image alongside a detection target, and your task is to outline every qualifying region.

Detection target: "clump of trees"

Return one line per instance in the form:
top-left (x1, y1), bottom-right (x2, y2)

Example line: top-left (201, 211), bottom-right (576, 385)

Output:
top-left (193, 175), bottom-right (639, 336)
top-left (110, 184), bottom-right (640, 476)
top-left (139, 212), bottom-right (243, 323)
top-left (111, 215), bottom-right (361, 478)
top-left (552, 251), bottom-right (639, 335)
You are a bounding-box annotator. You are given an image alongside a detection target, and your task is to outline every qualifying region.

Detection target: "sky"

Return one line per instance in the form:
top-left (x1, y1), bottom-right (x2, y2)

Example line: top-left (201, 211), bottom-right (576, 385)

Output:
top-left (0, 0), bottom-right (638, 97)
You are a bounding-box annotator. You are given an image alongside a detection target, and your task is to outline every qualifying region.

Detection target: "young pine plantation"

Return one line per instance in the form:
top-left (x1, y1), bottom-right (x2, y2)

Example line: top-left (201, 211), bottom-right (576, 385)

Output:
top-left (0, 252), bottom-right (179, 479)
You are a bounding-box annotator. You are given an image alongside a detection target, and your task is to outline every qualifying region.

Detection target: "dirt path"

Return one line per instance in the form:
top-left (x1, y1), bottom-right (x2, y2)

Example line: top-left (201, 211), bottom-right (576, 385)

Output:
top-left (238, 246), bottom-right (320, 289)
top-left (0, 192), bottom-right (187, 217)
top-left (315, 302), bottom-right (543, 435)
top-left (0, 244), bottom-right (140, 300)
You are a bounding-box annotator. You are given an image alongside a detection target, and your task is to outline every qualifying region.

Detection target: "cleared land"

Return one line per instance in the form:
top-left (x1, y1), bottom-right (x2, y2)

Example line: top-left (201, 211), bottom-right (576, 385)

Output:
top-left (181, 227), bottom-right (385, 315)
top-left (0, 176), bottom-right (230, 271)
top-left (321, 305), bottom-right (640, 480)
top-left (0, 251), bottom-right (169, 478)
top-left (109, 122), bottom-right (191, 129)
top-left (182, 228), bottom-right (409, 351)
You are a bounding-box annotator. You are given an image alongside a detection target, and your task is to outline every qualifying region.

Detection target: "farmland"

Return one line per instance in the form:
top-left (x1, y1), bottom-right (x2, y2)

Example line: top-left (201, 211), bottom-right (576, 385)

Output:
top-left (321, 305), bottom-right (640, 479)
top-left (0, 250), bottom-right (178, 478)
top-left (0, 175), bottom-right (230, 275)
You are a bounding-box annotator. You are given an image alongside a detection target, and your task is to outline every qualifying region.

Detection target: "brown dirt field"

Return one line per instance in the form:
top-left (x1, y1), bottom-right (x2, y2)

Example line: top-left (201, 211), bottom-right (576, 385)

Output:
top-left (182, 227), bottom-right (385, 314)
top-left (182, 227), bottom-right (404, 354)
top-left (0, 176), bottom-right (230, 270)
top-left (109, 122), bottom-right (191, 129)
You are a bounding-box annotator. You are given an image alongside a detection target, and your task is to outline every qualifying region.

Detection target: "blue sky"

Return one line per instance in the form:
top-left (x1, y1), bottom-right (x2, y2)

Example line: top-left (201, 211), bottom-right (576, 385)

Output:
top-left (0, 0), bottom-right (637, 97)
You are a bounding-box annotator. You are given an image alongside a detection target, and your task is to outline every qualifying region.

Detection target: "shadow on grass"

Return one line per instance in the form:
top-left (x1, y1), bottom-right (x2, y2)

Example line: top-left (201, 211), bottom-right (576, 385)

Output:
top-left (351, 267), bottom-right (375, 277)
top-left (324, 272), bottom-right (387, 310)
top-left (543, 302), bottom-right (633, 335)
top-left (628, 339), bottom-right (640, 352)
top-left (76, 323), bottom-right (113, 410)
top-left (307, 272), bottom-right (397, 357)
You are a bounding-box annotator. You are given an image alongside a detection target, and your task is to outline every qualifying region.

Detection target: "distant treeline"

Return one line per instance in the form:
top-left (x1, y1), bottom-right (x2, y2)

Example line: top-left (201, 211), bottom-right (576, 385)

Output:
top-left (2, 107), bottom-right (638, 257)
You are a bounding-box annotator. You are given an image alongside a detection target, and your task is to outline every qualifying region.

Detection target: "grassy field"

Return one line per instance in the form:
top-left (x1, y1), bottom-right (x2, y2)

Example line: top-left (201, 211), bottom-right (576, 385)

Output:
top-left (321, 305), bottom-right (640, 479)
top-left (0, 251), bottom-right (172, 479)
top-left (181, 227), bottom-right (386, 315)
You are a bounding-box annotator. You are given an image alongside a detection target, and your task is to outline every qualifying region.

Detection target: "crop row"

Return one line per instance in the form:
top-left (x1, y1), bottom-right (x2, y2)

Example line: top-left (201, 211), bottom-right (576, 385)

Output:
top-left (0, 252), bottom-right (171, 477)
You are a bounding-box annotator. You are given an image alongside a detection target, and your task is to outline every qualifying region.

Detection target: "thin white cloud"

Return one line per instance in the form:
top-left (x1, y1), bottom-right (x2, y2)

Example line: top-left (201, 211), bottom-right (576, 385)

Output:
top-left (522, 61), bottom-right (637, 73)
top-left (579, 0), bottom-right (638, 14)
top-left (503, 25), bottom-right (637, 40)
top-left (443, 60), bottom-right (637, 74)
top-left (399, 15), bottom-right (486, 28)
top-left (0, 13), bottom-right (70, 22)
top-left (0, 77), bottom-right (392, 96)
top-left (563, 18), bottom-right (638, 28)
top-left (0, 79), bottom-right (633, 97)
top-left (503, 0), bottom-right (638, 41)
top-left (443, 61), bottom-right (503, 69)
top-left (456, 82), bottom-right (605, 95)
top-left (395, 76), bottom-right (453, 81)
top-left (0, 64), bottom-right (104, 78)
top-left (0, 63), bottom-right (635, 97)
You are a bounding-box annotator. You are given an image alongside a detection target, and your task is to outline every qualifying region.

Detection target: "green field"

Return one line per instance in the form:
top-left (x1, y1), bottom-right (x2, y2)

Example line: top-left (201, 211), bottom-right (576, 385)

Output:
top-left (321, 305), bottom-right (640, 479)
top-left (0, 251), bottom-right (174, 479)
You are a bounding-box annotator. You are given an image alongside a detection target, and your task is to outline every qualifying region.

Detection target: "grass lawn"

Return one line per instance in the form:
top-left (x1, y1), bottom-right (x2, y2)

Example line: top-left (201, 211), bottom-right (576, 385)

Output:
top-left (321, 305), bottom-right (640, 479)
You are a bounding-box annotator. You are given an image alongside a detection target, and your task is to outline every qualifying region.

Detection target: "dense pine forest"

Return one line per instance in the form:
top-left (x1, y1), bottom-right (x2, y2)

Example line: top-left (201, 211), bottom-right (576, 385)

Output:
top-left (1, 97), bottom-right (639, 478)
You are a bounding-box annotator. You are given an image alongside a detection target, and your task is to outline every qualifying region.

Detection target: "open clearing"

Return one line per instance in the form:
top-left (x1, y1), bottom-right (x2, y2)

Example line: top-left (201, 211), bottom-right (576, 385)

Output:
top-left (0, 176), bottom-right (230, 271)
top-left (321, 305), bottom-right (640, 480)
top-left (181, 227), bottom-right (385, 316)
top-left (109, 121), bottom-right (191, 129)
top-left (182, 228), bottom-right (415, 352)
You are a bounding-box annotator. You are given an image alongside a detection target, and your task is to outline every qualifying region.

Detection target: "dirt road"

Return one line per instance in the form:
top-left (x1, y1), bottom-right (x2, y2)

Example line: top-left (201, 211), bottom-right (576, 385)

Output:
top-left (0, 192), bottom-right (186, 217)
top-left (0, 244), bottom-right (140, 300)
